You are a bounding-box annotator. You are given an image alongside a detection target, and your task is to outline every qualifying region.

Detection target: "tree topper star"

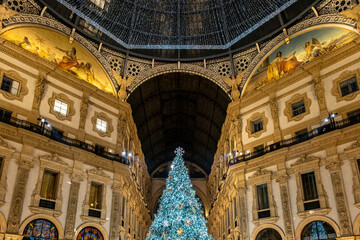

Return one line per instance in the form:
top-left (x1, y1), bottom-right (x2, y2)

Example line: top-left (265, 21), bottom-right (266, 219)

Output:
top-left (174, 147), bottom-right (184, 156)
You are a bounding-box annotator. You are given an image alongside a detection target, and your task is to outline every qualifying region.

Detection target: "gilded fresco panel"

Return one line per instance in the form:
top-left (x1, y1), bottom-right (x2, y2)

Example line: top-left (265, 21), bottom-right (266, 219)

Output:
top-left (1, 27), bottom-right (115, 95)
top-left (254, 28), bottom-right (356, 88)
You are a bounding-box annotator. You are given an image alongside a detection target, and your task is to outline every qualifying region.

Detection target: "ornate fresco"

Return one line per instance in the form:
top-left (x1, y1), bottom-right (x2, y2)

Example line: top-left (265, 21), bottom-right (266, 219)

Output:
top-left (254, 28), bottom-right (356, 88)
top-left (1, 27), bottom-right (116, 95)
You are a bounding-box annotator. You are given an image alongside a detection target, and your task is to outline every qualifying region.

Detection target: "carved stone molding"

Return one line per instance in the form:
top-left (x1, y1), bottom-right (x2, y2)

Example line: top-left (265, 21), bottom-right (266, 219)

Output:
top-left (64, 181), bottom-right (80, 240)
top-left (48, 92), bottom-right (76, 121)
top-left (0, 68), bottom-right (29, 101)
top-left (313, 76), bottom-right (327, 113)
top-left (91, 111), bottom-right (114, 138)
top-left (29, 154), bottom-right (69, 217)
top-left (331, 69), bottom-right (360, 102)
top-left (290, 155), bottom-right (330, 218)
top-left (128, 63), bottom-right (231, 99)
top-left (33, 72), bottom-right (47, 110)
top-left (279, 183), bottom-right (294, 239)
top-left (0, 136), bottom-right (15, 206)
top-left (247, 169), bottom-right (278, 226)
top-left (245, 112), bottom-right (268, 138)
top-left (345, 138), bottom-right (360, 207)
top-left (7, 167), bottom-right (30, 233)
top-left (81, 167), bottom-right (111, 224)
top-left (79, 95), bottom-right (89, 129)
top-left (109, 192), bottom-right (121, 240)
top-left (329, 170), bottom-right (352, 235)
top-left (284, 93), bottom-right (311, 122)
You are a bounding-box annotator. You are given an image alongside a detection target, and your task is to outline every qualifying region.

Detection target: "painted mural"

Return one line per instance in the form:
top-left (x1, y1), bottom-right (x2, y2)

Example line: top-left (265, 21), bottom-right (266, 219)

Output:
top-left (1, 27), bottom-right (115, 95)
top-left (255, 28), bottom-right (356, 88)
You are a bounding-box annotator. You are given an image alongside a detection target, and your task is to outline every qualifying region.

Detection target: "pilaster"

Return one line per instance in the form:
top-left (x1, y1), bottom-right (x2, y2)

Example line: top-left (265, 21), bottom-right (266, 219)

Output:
top-left (7, 146), bottom-right (33, 234)
top-left (64, 160), bottom-right (84, 240)
top-left (325, 150), bottom-right (352, 236)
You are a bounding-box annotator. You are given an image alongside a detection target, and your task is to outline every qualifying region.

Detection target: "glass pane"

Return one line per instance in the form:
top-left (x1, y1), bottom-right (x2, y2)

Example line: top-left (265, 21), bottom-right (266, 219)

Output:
top-left (40, 170), bottom-right (58, 200)
top-left (23, 219), bottom-right (59, 239)
top-left (301, 221), bottom-right (337, 240)
top-left (292, 100), bottom-right (305, 116)
top-left (54, 99), bottom-right (68, 116)
top-left (252, 118), bottom-right (263, 133)
top-left (1, 76), bottom-right (12, 92)
top-left (76, 227), bottom-right (104, 240)
top-left (340, 77), bottom-right (359, 97)
top-left (10, 80), bottom-right (19, 95)
top-left (89, 182), bottom-right (103, 209)
top-left (256, 183), bottom-right (269, 210)
top-left (301, 171), bottom-right (318, 201)
top-left (256, 228), bottom-right (282, 240)
top-left (96, 118), bottom-right (107, 132)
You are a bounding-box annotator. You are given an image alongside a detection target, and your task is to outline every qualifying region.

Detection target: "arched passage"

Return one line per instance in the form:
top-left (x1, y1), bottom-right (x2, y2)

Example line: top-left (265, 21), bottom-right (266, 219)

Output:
top-left (128, 72), bottom-right (231, 175)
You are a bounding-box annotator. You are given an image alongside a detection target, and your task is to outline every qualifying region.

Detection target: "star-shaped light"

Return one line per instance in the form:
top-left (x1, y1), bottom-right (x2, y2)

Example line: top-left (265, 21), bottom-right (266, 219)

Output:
top-left (174, 147), bottom-right (184, 156)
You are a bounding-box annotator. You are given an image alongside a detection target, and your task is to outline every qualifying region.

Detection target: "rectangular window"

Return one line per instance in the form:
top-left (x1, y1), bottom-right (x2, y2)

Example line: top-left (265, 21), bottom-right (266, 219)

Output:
top-left (256, 183), bottom-right (270, 218)
top-left (251, 118), bottom-right (263, 133)
top-left (89, 182), bottom-right (103, 209)
top-left (40, 170), bottom-right (59, 200)
top-left (1, 75), bottom-right (20, 96)
top-left (301, 171), bottom-right (320, 210)
top-left (340, 77), bottom-right (359, 97)
top-left (0, 108), bottom-right (12, 122)
top-left (357, 159), bottom-right (360, 176)
top-left (53, 99), bottom-right (68, 116)
top-left (291, 100), bottom-right (306, 117)
top-left (96, 118), bottom-right (107, 133)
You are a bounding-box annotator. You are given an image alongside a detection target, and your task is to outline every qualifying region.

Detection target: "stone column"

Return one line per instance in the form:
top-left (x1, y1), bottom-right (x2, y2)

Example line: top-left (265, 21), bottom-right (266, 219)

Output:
top-left (326, 155), bottom-right (352, 236)
top-left (64, 160), bottom-right (84, 240)
top-left (276, 175), bottom-right (295, 239)
top-left (6, 145), bottom-right (34, 238)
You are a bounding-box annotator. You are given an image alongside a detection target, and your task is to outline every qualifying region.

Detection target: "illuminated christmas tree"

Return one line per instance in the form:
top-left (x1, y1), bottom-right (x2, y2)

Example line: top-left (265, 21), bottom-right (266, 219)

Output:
top-left (146, 147), bottom-right (214, 240)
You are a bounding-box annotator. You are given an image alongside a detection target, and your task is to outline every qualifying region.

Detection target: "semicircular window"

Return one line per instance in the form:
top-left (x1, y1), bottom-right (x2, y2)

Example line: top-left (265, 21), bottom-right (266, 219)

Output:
top-left (23, 219), bottom-right (58, 240)
top-left (301, 221), bottom-right (337, 240)
top-left (76, 227), bottom-right (104, 240)
top-left (256, 228), bottom-right (282, 240)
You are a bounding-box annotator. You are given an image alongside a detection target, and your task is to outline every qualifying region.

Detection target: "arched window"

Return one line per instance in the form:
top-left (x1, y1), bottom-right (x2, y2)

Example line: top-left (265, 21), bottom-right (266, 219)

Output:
top-left (255, 228), bottom-right (282, 240)
top-left (77, 227), bottom-right (104, 240)
top-left (23, 219), bottom-right (58, 240)
top-left (301, 221), bottom-right (337, 240)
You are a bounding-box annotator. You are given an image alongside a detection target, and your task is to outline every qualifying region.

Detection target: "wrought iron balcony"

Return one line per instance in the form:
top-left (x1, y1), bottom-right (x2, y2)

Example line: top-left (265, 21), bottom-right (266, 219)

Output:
top-left (230, 113), bottom-right (360, 165)
top-left (0, 115), bottom-right (128, 165)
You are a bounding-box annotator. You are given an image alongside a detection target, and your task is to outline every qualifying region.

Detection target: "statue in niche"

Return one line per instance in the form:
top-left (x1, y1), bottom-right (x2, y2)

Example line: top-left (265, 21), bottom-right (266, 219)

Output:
top-left (221, 71), bottom-right (245, 100)
top-left (112, 70), bottom-right (135, 101)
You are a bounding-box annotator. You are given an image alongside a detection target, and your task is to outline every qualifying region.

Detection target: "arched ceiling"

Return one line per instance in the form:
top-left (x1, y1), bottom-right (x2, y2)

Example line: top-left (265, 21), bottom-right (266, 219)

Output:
top-left (127, 73), bottom-right (231, 175)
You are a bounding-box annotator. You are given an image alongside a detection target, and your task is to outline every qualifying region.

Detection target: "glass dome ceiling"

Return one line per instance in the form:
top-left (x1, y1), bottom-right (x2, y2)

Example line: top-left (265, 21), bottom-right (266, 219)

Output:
top-left (55, 0), bottom-right (297, 49)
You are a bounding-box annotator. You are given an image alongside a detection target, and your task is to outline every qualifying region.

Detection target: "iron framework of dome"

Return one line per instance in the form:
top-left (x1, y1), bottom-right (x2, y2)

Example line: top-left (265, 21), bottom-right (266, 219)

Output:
top-left (55, 0), bottom-right (298, 49)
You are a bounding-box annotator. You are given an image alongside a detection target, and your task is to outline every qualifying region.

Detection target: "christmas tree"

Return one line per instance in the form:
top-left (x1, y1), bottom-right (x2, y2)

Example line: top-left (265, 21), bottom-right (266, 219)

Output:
top-left (146, 147), bottom-right (214, 240)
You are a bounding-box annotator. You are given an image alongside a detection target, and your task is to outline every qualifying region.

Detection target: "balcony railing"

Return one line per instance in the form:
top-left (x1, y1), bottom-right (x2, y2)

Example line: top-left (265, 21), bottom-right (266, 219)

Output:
top-left (229, 114), bottom-right (360, 166)
top-left (0, 115), bottom-right (128, 165)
